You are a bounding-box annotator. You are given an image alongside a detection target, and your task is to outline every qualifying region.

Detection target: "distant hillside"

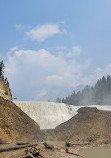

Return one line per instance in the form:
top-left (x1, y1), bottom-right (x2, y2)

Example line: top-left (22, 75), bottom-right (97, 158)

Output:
top-left (58, 75), bottom-right (111, 105)
top-left (49, 107), bottom-right (111, 143)
top-left (0, 97), bottom-right (40, 142)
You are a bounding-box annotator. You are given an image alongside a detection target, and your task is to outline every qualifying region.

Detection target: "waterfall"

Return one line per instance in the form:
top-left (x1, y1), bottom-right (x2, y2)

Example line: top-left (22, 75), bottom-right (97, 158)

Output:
top-left (13, 101), bottom-right (111, 129)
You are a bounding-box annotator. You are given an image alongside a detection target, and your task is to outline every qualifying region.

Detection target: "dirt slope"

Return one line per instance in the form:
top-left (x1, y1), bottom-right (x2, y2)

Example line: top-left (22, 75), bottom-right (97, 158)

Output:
top-left (0, 97), bottom-right (40, 142)
top-left (49, 107), bottom-right (111, 142)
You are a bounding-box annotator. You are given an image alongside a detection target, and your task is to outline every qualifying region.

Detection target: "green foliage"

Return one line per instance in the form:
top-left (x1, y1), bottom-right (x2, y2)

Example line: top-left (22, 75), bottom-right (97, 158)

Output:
top-left (56, 97), bottom-right (62, 103)
top-left (57, 75), bottom-right (111, 105)
top-left (0, 60), bottom-right (5, 78)
top-left (4, 77), bottom-right (9, 86)
top-left (0, 60), bottom-right (9, 86)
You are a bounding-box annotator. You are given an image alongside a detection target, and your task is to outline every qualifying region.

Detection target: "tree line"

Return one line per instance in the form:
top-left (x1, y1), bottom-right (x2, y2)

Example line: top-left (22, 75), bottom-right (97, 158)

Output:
top-left (56, 75), bottom-right (111, 105)
top-left (0, 60), bottom-right (9, 86)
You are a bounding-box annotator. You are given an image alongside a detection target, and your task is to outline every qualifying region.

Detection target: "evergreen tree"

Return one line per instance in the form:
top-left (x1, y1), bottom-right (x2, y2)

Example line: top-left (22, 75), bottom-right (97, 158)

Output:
top-left (0, 60), bottom-right (5, 80)
top-left (57, 75), bottom-right (111, 105)
top-left (0, 60), bottom-right (10, 86)
top-left (56, 97), bottom-right (62, 103)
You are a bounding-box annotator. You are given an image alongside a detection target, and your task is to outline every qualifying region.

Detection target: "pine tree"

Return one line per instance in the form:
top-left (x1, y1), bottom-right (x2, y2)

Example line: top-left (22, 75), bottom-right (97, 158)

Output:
top-left (0, 60), bottom-right (10, 86)
top-left (57, 75), bottom-right (111, 105)
top-left (0, 60), bottom-right (5, 78)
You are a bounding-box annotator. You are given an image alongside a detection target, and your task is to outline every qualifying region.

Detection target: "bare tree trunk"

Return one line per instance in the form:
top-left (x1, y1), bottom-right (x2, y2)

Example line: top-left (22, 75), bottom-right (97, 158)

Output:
top-left (0, 143), bottom-right (38, 153)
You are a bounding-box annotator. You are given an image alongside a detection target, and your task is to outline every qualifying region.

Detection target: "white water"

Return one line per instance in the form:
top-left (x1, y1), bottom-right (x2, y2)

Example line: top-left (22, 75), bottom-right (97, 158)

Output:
top-left (13, 101), bottom-right (111, 129)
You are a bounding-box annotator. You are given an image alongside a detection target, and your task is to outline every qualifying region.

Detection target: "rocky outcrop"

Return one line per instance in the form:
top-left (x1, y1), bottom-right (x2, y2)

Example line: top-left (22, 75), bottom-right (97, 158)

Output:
top-left (0, 79), bottom-right (12, 100)
top-left (77, 107), bottom-right (99, 114)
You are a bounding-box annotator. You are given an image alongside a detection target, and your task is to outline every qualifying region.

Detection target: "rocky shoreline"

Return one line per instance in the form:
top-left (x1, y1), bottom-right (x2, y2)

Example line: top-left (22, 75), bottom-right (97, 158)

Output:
top-left (0, 140), bottom-right (111, 158)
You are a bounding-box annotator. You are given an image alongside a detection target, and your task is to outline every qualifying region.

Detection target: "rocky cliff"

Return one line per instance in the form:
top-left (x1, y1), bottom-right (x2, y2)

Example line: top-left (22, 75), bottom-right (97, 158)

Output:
top-left (0, 79), bottom-right (12, 100)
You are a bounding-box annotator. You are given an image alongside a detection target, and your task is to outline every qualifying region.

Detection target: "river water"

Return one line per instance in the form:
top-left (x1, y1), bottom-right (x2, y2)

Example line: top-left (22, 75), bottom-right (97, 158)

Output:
top-left (80, 145), bottom-right (111, 158)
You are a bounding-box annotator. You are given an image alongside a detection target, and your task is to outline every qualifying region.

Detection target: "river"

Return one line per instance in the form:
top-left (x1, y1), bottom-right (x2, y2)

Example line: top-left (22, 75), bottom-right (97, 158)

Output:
top-left (79, 145), bottom-right (111, 158)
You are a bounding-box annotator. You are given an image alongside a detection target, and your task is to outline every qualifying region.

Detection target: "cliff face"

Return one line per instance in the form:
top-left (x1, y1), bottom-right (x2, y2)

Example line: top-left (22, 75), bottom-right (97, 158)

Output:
top-left (0, 79), bottom-right (12, 100)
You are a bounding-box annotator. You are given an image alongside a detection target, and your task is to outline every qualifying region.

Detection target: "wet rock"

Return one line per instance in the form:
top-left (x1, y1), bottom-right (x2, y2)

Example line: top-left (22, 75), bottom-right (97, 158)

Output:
top-left (77, 107), bottom-right (99, 114)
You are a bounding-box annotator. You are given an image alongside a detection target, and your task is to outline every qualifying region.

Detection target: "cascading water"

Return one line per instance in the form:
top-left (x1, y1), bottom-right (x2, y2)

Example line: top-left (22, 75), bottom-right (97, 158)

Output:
top-left (13, 101), bottom-right (111, 129)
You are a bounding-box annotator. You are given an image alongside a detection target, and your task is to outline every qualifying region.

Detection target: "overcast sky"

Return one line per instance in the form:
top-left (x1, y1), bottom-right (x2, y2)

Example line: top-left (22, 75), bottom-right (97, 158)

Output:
top-left (0, 0), bottom-right (111, 101)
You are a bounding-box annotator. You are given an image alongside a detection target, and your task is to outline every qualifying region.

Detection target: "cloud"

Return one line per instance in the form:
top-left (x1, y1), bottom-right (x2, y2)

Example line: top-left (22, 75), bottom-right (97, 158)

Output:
top-left (15, 24), bottom-right (22, 30)
top-left (46, 75), bottom-right (63, 85)
top-left (5, 46), bottom-right (111, 101)
top-left (26, 23), bottom-right (66, 42)
top-left (67, 46), bottom-right (81, 57)
top-left (37, 89), bottom-right (47, 98)
top-left (5, 47), bottom-right (91, 101)
top-left (81, 64), bottom-right (111, 85)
